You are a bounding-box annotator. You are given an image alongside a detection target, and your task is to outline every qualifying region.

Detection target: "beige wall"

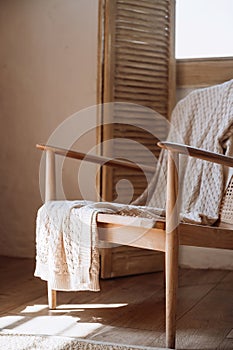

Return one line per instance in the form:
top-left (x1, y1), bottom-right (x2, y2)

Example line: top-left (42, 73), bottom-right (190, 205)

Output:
top-left (0, 0), bottom-right (99, 257)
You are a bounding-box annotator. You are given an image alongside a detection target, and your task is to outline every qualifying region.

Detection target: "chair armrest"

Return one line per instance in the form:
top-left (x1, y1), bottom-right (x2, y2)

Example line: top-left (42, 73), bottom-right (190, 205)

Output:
top-left (158, 141), bottom-right (233, 168)
top-left (36, 144), bottom-right (155, 174)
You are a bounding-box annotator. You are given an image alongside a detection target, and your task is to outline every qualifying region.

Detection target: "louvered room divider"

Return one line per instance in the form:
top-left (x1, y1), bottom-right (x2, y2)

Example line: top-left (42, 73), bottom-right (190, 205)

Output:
top-left (98, 0), bottom-right (176, 278)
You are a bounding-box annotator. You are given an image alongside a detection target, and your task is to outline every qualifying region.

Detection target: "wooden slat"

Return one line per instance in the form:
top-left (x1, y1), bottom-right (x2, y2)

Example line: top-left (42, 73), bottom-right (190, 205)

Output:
top-left (45, 150), bottom-right (57, 309)
top-left (116, 24), bottom-right (170, 38)
top-left (115, 59), bottom-right (168, 73)
top-left (97, 214), bottom-right (233, 250)
top-left (98, 222), bottom-right (166, 252)
top-left (116, 20), bottom-right (170, 32)
top-left (117, 45), bottom-right (170, 60)
top-left (177, 57), bottom-right (233, 88)
top-left (116, 3), bottom-right (167, 21)
top-left (116, 29), bottom-right (171, 44)
top-left (116, 61), bottom-right (168, 74)
top-left (111, 106), bottom-right (165, 116)
top-left (108, 246), bottom-right (164, 278)
top-left (115, 42), bottom-right (168, 56)
top-left (158, 141), bottom-right (233, 168)
top-left (113, 92), bottom-right (167, 103)
top-left (97, 213), bottom-right (165, 229)
top-left (36, 144), bottom-right (155, 173)
top-left (179, 223), bottom-right (233, 250)
top-left (116, 55), bottom-right (168, 68)
top-left (115, 78), bottom-right (167, 89)
top-left (118, 0), bottom-right (169, 8)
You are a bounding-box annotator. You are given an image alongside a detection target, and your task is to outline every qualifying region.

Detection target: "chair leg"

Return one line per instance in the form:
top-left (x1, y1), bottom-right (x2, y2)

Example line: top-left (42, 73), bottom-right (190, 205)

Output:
top-left (48, 283), bottom-right (57, 309)
top-left (165, 151), bottom-right (179, 349)
top-left (165, 239), bottom-right (179, 349)
top-left (45, 150), bottom-right (57, 310)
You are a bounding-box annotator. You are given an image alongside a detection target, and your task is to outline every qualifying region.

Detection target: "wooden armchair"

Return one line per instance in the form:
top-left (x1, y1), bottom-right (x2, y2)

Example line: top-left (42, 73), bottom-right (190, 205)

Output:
top-left (37, 141), bottom-right (233, 349)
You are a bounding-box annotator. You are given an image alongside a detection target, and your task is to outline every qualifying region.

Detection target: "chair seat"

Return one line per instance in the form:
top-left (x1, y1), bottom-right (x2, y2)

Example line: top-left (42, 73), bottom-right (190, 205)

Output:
top-left (97, 213), bottom-right (233, 251)
top-left (97, 212), bottom-right (165, 228)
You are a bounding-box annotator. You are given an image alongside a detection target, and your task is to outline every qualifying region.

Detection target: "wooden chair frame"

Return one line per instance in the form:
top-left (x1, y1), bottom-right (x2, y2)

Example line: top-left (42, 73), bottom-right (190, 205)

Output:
top-left (37, 142), bottom-right (233, 349)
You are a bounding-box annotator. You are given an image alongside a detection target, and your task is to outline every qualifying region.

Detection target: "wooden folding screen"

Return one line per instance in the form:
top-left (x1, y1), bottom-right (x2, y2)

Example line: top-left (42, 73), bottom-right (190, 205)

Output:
top-left (97, 0), bottom-right (176, 278)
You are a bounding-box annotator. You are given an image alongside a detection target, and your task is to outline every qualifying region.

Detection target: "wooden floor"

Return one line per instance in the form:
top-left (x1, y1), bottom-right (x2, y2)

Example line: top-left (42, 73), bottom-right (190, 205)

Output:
top-left (0, 256), bottom-right (233, 349)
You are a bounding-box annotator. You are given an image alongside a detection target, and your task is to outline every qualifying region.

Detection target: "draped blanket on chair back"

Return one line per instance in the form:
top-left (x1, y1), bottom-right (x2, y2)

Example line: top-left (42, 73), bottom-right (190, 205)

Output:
top-left (146, 79), bottom-right (233, 225)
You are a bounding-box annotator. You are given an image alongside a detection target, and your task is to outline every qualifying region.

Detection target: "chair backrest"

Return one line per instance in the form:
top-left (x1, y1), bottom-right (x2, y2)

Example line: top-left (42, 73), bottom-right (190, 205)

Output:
top-left (219, 175), bottom-right (233, 226)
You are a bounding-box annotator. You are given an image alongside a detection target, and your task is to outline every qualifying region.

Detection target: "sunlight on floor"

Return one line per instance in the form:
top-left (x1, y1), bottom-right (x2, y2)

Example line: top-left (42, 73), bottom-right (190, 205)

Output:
top-left (55, 303), bottom-right (128, 311)
top-left (20, 303), bottom-right (128, 313)
top-left (0, 316), bottom-right (25, 329)
top-left (0, 302), bottom-right (129, 338)
top-left (20, 305), bottom-right (48, 313)
top-left (0, 315), bottom-right (103, 337)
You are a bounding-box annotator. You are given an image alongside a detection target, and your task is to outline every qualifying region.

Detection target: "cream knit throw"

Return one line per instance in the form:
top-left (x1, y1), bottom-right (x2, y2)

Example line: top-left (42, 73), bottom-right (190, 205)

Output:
top-left (35, 80), bottom-right (233, 291)
top-left (35, 201), bottom-right (101, 291)
top-left (35, 201), bottom-right (161, 291)
top-left (146, 79), bottom-right (233, 224)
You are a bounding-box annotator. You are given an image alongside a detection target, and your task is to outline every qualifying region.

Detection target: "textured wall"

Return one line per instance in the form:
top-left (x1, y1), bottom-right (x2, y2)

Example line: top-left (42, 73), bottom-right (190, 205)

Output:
top-left (0, 0), bottom-right (98, 257)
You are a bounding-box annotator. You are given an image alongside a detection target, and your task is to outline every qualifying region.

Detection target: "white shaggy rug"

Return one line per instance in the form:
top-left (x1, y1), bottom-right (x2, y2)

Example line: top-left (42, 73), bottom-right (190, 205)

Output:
top-left (0, 332), bottom-right (164, 350)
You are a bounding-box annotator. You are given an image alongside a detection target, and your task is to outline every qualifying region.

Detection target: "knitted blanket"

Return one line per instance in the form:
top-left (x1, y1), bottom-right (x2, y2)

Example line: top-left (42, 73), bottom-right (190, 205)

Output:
top-left (35, 79), bottom-right (233, 291)
top-left (35, 201), bottom-right (162, 291)
top-left (35, 201), bottom-right (101, 291)
top-left (145, 79), bottom-right (233, 224)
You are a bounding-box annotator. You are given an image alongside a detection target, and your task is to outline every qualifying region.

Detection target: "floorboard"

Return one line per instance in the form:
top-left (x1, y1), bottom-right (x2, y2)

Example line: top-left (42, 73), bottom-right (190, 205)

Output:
top-left (0, 256), bottom-right (232, 349)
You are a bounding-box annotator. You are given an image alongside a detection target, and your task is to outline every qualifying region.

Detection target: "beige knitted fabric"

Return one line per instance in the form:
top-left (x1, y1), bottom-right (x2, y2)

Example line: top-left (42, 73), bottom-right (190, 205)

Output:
top-left (35, 201), bottom-right (162, 290)
top-left (35, 201), bottom-right (101, 291)
top-left (146, 79), bottom-right (233, 224)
